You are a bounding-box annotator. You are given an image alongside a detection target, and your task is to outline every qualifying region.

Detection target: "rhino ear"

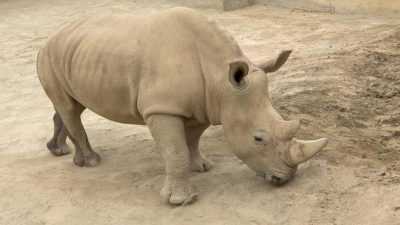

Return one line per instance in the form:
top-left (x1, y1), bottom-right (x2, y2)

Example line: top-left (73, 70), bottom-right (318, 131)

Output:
top-left (229, 61), bottom-right (249, 87)
top-left (259, 50), bottom-right (292, 73)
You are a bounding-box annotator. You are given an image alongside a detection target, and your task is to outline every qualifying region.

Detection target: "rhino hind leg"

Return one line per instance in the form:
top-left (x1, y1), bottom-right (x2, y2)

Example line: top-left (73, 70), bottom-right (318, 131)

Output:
top-left (56, 103), bottom-right (100, 167)
top-left (185, 124), bottom-right (212, 172)
top-left (38, 48), bottom-right (99, 167)
top-left (48, 91), bottom-right (99, 167)
top-left (46, 112), bottom-right (72, 156)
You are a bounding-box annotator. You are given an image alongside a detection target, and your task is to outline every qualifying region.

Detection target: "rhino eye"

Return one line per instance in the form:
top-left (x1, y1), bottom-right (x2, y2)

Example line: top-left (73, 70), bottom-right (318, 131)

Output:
top-left (253, 131), bottom-right (271, 144)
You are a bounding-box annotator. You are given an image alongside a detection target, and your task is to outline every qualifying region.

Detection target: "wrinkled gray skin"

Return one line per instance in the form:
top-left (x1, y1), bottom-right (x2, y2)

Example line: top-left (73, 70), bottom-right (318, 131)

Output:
top-left (37, 8), bottom-right (328, 205)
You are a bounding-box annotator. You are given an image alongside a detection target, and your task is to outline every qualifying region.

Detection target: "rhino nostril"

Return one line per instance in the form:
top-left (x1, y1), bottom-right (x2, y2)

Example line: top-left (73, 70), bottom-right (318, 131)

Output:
top-left (254, 136), bottom-right (263, 142)
top-left (271, 175), bottom-right (281, 182)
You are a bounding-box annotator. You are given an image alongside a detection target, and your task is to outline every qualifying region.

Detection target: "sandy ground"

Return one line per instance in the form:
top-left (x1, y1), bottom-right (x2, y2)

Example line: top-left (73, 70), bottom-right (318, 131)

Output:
top-left (1, 0), bottom-right (400, 224)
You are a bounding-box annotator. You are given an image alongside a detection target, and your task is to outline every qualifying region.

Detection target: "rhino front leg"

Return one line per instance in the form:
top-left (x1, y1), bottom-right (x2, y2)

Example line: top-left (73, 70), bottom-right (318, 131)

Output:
top-left (185, 124), bottom-right (212, 172)
top-left (147, 115), bottom-right (196, 205)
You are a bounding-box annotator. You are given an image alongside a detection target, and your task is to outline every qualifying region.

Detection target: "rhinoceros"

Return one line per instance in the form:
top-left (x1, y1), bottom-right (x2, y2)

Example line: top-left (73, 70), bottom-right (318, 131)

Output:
top-left (37, 7), bottom-right (328, 205)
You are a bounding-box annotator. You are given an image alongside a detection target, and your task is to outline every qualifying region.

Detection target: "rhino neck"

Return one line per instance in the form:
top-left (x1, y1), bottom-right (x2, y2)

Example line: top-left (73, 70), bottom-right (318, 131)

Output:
top-left (197, 50), bottom-right (222, 125)
top-left (195, 44), bottom-right (233, 126)
top-left (191, 21), bottom-right (244, 125)
top-left (204, 80), bottom-right (223, 125)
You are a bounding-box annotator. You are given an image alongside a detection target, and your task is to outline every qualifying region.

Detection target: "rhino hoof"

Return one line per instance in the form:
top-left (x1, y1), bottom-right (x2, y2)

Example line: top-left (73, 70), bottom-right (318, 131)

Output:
top-left (161, 190), bottom-right (197, 205)
top-left (47, 140), bottom-right (71, 156)
top-left (52, 145), bottom-right (72, 156)
top-left (73, 150), bottom-right (100, 167)
top-left (191, 157), bottom-right (212, 173)
top-left (160, 181), bottom-right (196, 205)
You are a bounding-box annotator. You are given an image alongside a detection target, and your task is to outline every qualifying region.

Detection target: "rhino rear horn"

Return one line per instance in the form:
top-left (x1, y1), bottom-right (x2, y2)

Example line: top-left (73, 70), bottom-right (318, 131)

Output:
top-left (259, 50), bottom-right (292, 73)
top-left (278, 120), bottom-right (300, 140)
top-left (288, 138), bottom-right (328, 165)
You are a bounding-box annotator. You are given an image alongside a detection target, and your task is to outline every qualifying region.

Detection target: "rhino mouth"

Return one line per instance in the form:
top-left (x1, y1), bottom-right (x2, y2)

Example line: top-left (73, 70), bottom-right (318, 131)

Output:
top-left (261, 172), bottom-right (291, 187)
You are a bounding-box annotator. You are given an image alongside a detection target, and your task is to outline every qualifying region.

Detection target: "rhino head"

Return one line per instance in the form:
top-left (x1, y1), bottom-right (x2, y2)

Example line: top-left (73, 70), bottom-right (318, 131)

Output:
top-left (220, 50), bottom-right (328, 186)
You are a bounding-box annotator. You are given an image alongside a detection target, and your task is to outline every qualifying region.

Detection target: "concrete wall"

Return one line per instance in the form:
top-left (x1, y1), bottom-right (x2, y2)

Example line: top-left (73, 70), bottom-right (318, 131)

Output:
top-left (181, 0), bottom-right (400, 13)
top-left (181, 0), bottom-right (254, 11)
top-left (256, 0), bottom-right (400, 14)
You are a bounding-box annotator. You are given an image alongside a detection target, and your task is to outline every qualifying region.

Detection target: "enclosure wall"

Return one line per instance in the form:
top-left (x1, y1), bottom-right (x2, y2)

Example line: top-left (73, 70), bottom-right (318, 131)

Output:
top-left (256, 0), bottom-right (400, 14)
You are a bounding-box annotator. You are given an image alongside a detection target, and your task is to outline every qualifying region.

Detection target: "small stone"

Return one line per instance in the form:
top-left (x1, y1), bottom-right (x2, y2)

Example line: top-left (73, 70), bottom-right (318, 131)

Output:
top-left (392, 131), bottom-right (400, 138)
top-left (377, 167), bottom-right (387, 176)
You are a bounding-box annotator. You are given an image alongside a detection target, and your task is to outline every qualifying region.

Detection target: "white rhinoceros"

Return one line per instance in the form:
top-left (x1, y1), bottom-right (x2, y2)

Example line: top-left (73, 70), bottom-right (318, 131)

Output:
top-left (37, 7), bottom-right (328, 205)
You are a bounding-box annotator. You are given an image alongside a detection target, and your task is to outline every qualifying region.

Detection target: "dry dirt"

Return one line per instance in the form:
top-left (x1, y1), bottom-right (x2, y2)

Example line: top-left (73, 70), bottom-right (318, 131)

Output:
top-left (1, 0), bottom-right (399, 224)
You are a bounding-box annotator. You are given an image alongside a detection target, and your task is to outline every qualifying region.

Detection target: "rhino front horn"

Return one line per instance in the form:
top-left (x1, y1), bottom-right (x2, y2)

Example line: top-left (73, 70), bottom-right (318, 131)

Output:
top-left (288, 138), bottom-right (328, 165)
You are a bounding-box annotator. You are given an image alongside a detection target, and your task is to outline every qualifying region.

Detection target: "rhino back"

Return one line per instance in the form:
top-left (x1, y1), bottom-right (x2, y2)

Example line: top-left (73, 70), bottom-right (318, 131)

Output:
top-left (44, 11), bottom-right (151, 124)
top-left (41, 8), bottom-right (243, 125)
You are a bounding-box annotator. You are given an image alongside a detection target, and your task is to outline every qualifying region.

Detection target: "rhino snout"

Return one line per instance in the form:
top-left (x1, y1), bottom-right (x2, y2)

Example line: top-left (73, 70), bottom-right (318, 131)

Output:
top-left (270, 175), bottom-right (287, 186)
